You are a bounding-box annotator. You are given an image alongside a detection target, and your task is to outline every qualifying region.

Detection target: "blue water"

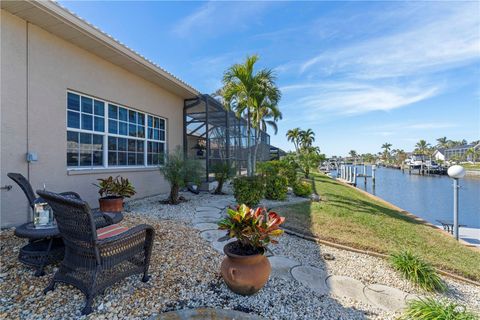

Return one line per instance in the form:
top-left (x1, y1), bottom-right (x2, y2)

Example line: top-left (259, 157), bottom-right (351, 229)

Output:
top-left (333, 166), bottom-right (480, 228)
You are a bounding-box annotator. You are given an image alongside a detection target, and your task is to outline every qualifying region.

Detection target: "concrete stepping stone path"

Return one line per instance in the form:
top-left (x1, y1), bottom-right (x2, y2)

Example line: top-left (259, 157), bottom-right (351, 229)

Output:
top-left (153, 307), bottom-right (266, 319)
top-left (195, 212), bottom-right (222, 219)
top-left (193, 223), bottom-right (219, 232)
top-left (192, 217), bottom-right (221, 225)
top-left (326, 275), bottom-right (370, 304)
top-left (191, 203), bottom-right (413, 314)
top-left (268, 256), bottom-right (300, 280)
top-left (195, 206), bottom-right (221, 212)
top-left (290, 265), bottom-right (329, 295)
top-left (200, 229), bottom-right (228, 243)
top-left (363, 284), bottom-right (408, 312)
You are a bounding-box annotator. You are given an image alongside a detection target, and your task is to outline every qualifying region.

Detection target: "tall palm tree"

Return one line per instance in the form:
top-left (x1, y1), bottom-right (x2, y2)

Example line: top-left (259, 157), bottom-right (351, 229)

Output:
top-left (415, 140), bottom-right (431, 155)
top-left (381, 142), bottom-right (392, 161)
top-left (222, 55), bottom-right (279, 176)
top-left (286, 128), bottom-right (302, 152)
top-left (300, 129), bottom-right (315, 149)
top-left (436, 137), bottom-right (449, 149)
top-left (250, 84), bottom-right (282, 172)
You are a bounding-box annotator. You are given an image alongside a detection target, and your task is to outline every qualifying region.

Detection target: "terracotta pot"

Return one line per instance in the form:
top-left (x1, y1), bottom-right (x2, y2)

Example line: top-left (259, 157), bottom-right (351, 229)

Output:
top-left (98, 197), bottom-right (123, 212)
top-left (220, 241), bottom-right (271, 295)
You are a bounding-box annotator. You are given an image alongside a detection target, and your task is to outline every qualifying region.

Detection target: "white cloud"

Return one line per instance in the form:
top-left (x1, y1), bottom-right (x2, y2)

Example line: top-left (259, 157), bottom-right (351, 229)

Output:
top-left (173, 1), bottom-right (270, 38)
top-left (299, 3), bottom-right (480, 79)
top-left (281, 82), bottom-right (439, 117)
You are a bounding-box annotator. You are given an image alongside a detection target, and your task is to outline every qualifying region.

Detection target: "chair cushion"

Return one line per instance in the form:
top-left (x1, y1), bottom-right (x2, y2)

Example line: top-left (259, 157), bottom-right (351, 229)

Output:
top-left (97, 224), bottom-right (128, 239)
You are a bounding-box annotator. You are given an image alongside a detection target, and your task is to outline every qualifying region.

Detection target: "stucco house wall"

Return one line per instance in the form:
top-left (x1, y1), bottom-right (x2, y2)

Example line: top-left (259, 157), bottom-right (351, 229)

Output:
top-left (1, 10), bottom-right (185, 227)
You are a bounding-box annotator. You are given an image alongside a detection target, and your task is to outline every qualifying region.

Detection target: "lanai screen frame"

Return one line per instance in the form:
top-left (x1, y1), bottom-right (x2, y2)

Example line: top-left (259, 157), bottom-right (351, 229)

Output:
top-left (184, 94), bottom-right (271, 182)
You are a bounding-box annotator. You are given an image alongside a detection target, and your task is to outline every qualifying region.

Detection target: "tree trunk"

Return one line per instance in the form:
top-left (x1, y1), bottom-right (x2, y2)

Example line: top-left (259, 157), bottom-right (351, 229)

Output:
top-left (246, 111), bottom-right (252, 177)
top-left (252, 128), bottom-right (260, 174)
top-left (169, 183), bottom-right (180, 204)
top-left (214, 179), bottom-right (224, 195)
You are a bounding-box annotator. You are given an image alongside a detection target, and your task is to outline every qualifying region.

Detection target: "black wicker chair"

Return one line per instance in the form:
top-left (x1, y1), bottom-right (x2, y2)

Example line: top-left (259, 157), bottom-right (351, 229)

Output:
top-left (7, 172), bottom-right (117, 228)
top-left (37, 190), bottom-right (155, 315)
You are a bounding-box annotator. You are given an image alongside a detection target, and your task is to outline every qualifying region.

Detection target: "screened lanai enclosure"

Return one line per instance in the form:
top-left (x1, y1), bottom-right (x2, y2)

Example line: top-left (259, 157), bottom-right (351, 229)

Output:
top-left (184, 94), bottom-right (271, 182)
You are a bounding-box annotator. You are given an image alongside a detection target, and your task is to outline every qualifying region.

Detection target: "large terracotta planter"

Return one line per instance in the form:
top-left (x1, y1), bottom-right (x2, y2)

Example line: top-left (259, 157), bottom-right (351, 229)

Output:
top-left (98, 197), bottom-right (123, 212)
top-left (220, 241), bottom-right (271, 295)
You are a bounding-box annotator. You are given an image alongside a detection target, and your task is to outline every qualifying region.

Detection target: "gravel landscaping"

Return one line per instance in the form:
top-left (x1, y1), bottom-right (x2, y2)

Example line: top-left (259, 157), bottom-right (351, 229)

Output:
top-left (1, 190), bottom-right (479, 319)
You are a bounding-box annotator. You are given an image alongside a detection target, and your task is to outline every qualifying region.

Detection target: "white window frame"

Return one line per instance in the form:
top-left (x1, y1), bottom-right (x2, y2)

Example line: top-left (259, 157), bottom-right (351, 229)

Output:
top-left (66, 90), bottom-right (167, 170)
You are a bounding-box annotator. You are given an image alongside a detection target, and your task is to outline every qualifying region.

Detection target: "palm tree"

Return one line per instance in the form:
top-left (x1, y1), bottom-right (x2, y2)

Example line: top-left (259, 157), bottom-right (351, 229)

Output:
top-left (381, 143), bottom-right (392, 161)
top-left (466, 147), bottom-right (479, 163)
top-left (222, 55), bottom-right (279, 176)
top-left (436, 137), bottom-right (449, 149)
top-left (299, 129), bottom-right (315, 149)
top-left (395, 149), bottom-right (407, 165)
top-left (251, 85), bottom-right (282, 172)
top-left (349, 150), bottom-right (358, 163)
top-left (286, 128), bottom-right (302, 152)
top-left (415, 140), bottom-right (431, 173)
top-left (415, 140), bottom-right (431, 155)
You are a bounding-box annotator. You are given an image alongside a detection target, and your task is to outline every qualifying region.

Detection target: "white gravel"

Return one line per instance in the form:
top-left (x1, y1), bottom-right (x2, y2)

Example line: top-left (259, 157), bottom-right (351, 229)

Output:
top-left (1, 191), bottom-right (478, 320)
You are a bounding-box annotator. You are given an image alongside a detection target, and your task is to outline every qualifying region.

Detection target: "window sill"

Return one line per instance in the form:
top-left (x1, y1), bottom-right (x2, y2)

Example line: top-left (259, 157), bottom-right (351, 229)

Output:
top-left (67, 166), bottom-right (160, 176)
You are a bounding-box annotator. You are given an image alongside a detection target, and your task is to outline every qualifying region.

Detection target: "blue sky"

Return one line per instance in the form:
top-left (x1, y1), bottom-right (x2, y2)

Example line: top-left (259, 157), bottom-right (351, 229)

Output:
top-left (59, 1), bottom-right (480, 156)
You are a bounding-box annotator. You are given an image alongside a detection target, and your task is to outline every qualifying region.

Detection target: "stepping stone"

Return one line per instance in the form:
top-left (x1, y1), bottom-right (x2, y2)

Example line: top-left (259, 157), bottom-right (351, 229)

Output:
top-left (206, 201), bottom-right (231, 209)
top-left (195, 211), bottom-right (222, 219)
top-left (291, 265), bottom-right (328, 295)
top-left (363, 284), bottom-right (408, 312)
top-left (211, 238), bottom-right (235, 254)
top-left (405, 293), bottom-right (420, 303)
top-left (200, 229), bottom-right (228, 242)
top-left (192, 217), bottom-right (221, 224)
top-left (193, 223), bottom-right (219, 232)
top-left (152, 307), bottom-right (266, 319)
top-left (196, 206), bottom-right (219, 212)
top-left (269, 256), bottom-right (300, 280)
top-left (326, 275), bottom-right (369, 304)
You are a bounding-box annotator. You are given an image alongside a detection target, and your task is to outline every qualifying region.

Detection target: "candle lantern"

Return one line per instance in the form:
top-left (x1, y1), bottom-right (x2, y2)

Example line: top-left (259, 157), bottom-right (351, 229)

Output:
top-left (33, 197), bottom-right (55, 228)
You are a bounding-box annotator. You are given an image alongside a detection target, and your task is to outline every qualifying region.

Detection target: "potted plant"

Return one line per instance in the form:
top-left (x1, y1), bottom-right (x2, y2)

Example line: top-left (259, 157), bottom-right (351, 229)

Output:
top-left (218, 204), bottom-right (285, 295)
top-left (94, 176), bottom-right (136, 212)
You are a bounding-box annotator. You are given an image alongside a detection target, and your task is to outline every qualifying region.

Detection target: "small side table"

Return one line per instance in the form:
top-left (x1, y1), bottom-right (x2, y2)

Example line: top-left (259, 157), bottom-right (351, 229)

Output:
top-left (14, 223), bottom-right (64, 277)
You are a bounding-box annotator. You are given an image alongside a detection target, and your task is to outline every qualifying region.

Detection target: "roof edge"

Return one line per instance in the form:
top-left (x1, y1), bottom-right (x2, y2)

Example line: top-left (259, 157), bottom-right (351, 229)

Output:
top-left (19, 0), bottom-right (200, 97)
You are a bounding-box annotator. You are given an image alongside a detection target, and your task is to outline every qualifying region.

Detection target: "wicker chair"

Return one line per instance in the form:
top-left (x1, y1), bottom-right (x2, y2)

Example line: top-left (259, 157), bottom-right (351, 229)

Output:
top-left (37, 190), bottom-right (155, 315)
top-left (7, 172), bottom-right (117, 228)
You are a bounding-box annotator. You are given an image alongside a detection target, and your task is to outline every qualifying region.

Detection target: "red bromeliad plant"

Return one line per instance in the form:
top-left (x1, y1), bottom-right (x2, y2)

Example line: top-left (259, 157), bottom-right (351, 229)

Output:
top-left (218, 204), bottom-right (285, 252)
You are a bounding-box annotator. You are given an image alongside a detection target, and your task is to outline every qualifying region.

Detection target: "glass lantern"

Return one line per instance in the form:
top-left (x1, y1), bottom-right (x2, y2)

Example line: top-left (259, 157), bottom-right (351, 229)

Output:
top-left (33, 198), bottom-right (55, 229)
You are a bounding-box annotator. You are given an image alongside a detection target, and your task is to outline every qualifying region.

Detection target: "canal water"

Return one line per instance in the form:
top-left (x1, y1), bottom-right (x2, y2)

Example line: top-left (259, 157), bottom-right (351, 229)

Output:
top-left (333, 166), bottom-right (480, 228)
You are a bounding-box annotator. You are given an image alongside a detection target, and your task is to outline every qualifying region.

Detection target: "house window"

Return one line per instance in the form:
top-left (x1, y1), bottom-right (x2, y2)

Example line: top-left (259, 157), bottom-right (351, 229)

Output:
top-left (67, 91), bottom-right (166, 169)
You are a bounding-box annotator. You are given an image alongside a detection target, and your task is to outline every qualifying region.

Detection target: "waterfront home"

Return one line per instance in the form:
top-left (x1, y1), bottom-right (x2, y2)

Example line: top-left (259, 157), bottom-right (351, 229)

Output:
top-left (433, 142), bottom-right (480, 162)
top-left (0, 0), bottom-right (272, 227)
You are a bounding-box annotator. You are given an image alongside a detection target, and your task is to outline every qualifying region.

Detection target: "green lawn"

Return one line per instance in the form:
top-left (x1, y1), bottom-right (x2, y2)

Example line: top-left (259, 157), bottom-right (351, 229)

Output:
top-left (277, 172), bottom-right (480, 281)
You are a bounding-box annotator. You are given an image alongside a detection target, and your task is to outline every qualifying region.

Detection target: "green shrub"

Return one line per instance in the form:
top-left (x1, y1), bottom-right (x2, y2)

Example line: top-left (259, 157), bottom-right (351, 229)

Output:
top-left (232, 176), bottom-right (264, 207)
top-left (293, 180), bottom-right (313, 197)
top-left (265, 175), bottom-right (288, 201)
top-left (257, 160), bottom-right (282, 176)
top-left (400, 298), bottom-right (477, 320)
top-left (278, 158), bottom-right (298, 187)
top-left (390, 250), bottom-right (447, 292)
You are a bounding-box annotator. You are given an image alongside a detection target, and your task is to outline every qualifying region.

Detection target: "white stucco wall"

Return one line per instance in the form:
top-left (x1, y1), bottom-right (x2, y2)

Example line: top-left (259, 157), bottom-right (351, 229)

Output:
top-left (1, 10), bottom-right (184, 227)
